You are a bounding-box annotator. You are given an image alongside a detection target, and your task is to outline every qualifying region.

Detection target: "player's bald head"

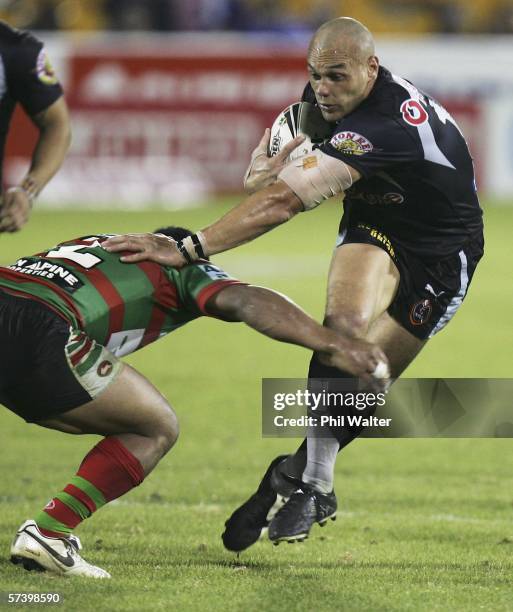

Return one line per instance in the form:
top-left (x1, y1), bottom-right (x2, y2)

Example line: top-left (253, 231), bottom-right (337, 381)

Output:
top-left (308, 17), bottom-right (375, 64)
top-left (306, 18), bottom-right (379, 121)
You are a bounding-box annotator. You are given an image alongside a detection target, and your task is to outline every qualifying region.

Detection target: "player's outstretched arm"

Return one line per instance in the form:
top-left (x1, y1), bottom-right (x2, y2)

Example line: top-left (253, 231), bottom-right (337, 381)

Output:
top-left (206, 284), bottom-right (389, 389)
top-left (104, 149), bottom-right (359, 266)
top-left (103, 180), bottom-right (304, 265)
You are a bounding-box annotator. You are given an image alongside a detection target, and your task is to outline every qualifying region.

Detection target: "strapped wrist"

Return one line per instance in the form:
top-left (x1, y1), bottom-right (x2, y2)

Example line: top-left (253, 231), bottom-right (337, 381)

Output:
top-left (175, 232), bottom-right (209, 264)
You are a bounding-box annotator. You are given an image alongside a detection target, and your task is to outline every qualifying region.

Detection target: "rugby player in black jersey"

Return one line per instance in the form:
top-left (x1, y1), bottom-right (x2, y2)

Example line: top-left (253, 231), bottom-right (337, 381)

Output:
top-left (104, 17), bottom-right (484, 549)
top-left (0, 21), bottom-right (70, 232)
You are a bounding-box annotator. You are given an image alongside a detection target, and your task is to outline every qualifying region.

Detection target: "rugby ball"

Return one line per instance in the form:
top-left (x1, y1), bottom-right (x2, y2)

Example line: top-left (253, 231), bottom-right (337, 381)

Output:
top-left (268, 101), bottom-right (332, 160)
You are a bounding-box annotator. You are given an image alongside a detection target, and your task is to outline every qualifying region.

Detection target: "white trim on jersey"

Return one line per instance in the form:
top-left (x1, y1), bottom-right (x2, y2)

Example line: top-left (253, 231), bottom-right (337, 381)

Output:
top-left (0, 57), bottom-right (5, 100)
top-left (391, 73), bottom-right (455, 170)
top-left (417, 121), bottom-right (456, 169)
top-left (335, 229), bottom-right (347, 247)
top-left (429, 250), bottom-right (469, 337)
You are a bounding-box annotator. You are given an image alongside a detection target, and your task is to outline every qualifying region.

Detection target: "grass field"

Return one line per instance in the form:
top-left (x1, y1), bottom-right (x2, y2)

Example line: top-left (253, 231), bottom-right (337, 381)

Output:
top-left (0, 199), bottom-right (512, 611)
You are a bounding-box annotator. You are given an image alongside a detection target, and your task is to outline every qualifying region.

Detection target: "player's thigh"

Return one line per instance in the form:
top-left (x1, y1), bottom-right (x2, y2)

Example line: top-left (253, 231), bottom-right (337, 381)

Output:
top-left (367, 311), bottom-right (426, 377)
top-left (0, 294), bottom-right (175, 437)
top-left (38, 362), bottom-right (178, 439)
top-left (324, 243), bottom-right (400, 336)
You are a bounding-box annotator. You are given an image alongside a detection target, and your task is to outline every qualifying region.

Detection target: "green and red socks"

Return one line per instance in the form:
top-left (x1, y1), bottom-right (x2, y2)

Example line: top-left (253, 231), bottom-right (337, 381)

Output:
top-left (35, 436), bottom-right (144, 538)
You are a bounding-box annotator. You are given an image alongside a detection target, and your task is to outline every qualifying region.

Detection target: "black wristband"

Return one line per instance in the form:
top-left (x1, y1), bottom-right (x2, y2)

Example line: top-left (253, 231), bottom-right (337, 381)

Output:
top-left (176, 239), bottom-right (193, 264)
top-left (191, 233), bottom-right (206, 259)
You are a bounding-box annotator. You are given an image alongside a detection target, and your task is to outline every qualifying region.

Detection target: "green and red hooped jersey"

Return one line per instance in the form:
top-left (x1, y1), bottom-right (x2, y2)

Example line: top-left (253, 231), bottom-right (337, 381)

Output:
top-left (0, 235), bottom-right (244, 356)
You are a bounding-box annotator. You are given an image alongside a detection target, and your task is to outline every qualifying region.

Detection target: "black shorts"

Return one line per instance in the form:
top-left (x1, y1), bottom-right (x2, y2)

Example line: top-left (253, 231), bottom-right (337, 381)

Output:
top-left (337, 223), bottom-right (484, 340)
top-left (0, 289), bottom-right (121, 422)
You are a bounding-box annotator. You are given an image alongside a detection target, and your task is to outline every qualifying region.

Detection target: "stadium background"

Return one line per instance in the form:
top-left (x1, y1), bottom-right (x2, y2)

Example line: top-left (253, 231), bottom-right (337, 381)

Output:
top-left (0, 2), bottom-right (512, 610)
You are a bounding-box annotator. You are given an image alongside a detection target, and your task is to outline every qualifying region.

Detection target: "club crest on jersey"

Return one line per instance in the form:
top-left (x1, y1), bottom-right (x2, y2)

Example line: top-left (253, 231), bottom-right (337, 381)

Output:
top-left (97, 360), bottom-right (114, 377)
top-left (400, 99), bottom-right (428, 126)
top-left (409, 299), bottom-right (432, 326)
top-left (36, 48), bottom-right (59, 85)
top-left (330, 131), bottom-right (373, 156)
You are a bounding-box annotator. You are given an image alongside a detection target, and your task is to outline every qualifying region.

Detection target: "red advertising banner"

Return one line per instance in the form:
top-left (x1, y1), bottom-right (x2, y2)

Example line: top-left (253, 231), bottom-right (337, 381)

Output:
top-left (4, 45), bottom-right (484, 205)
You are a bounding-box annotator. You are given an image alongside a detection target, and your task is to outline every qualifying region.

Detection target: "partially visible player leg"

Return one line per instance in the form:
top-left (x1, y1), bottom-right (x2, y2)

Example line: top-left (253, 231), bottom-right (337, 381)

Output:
top-left (286, 311), bottom-right (424, 485)
top-left (281, 242), bottom-right (400, 494)
top-left (38, 362), bottom-right (178, 473)
top-left (268, 243), bottom-right (403, 542)
top-left (222, 243), bottom-right (400, 551)
top-left (269, 313), bottom-right (425, 543)
top-left (11, 363), bottom-right (179, 578)
top-left (225, 230), bottom-right (480, 548)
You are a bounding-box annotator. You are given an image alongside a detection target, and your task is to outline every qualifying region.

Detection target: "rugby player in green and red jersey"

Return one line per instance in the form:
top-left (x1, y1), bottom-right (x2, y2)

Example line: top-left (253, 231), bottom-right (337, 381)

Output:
top-left (0, 227), bottom-right (388, 579)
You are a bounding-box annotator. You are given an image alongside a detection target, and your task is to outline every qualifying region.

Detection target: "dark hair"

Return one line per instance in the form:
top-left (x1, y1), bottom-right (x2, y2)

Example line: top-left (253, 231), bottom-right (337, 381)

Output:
top-left (153, 226), bottom-right (193, 241)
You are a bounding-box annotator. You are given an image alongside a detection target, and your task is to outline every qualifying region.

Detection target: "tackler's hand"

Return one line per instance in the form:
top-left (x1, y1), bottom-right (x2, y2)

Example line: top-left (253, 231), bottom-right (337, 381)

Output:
top-left (319, 338), bottom-right (391, 393)
top-left (103, 233), bottom-right (187, 267)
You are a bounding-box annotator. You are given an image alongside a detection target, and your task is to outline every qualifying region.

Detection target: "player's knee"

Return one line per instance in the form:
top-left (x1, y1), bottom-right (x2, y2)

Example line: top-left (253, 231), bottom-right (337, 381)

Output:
top-left (155, 405), bottom-right (179, 457)
top-left (324, 311), bottom-right (371, 338)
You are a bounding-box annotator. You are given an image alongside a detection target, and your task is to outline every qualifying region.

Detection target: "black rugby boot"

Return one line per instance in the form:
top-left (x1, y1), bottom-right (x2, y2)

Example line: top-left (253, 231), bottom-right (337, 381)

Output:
top-left (268, 483), bottom-right (337, 544)
top-left (222, 455), bottom-right (290, 552)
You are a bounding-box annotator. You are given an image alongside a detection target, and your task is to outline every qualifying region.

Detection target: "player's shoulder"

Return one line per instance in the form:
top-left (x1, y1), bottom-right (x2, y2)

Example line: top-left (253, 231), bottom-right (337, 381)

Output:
top-left (177, 260), bottom-right (235, 281)
top-left (329, 67), bottom-right (436, 146)
top-left (0, 20), bottom-right (42, 53)
top-left (326, 68), bottom-right (417, 154)
top-left (356, 67), bottom-right (416, 119)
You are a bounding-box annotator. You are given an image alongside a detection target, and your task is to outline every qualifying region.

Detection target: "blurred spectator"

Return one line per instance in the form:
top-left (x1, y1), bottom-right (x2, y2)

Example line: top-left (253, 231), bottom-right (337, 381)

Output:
top-left (489, 1), bottom-right (513, 33)
top-left (104, 0), bottom-right (173, 31)
top-left (0, 0), bottom-right (511, 33)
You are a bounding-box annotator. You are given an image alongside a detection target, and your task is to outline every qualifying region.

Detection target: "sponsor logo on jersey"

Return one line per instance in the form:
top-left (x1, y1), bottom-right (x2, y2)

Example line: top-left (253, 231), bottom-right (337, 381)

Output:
top-left (384, 192), bottom-right (404, 204)
top-left (409, 299), bottom-right (432, 326)
top-left (425, 284), bottom-right (446, 298)
top-left (197, 264), bottom-right (232, 281)
top-left (351, 191), bottom-right (404, 206)
top-left (8, 258), bottom-right (83, 292)
top-left (356, 223), bottom-right (396, 259)
top-left (36, 48), bottom-right (59, 85)
top-left (330, 131), bottom-right (373, 156)
top-left (400, 99), bottom-right (428, 126)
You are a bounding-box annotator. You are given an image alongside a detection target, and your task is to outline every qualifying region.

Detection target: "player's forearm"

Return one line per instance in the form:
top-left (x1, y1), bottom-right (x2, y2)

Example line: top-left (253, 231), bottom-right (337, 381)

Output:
top-left (234, 286), bottom-right (341, 355)
top-left (25, 122), bottom-right (71, 194)
top-left (232, 286), bottom-right (390, 386)
top-left (201, 181), bottom-right (302, 256)
top-left (24, 99), bottom-right (71, 197)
